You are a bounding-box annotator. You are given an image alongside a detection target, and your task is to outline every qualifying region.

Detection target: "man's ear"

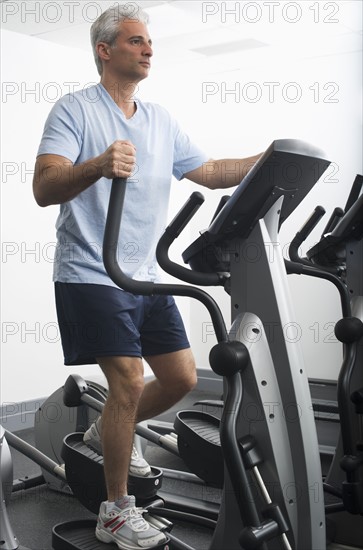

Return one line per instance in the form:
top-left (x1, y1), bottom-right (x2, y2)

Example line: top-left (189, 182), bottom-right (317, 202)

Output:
top-left (96, 42), bottom-right (111, 63)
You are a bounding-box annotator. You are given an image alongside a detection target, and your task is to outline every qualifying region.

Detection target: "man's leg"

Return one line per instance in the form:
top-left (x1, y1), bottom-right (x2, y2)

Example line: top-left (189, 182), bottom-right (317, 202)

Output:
top-left (137, 348), bottom-right (197, 423)
top-left (94, 355), bottom-right (168, 549)
top-left (96, 355), bottom-right (144, 502)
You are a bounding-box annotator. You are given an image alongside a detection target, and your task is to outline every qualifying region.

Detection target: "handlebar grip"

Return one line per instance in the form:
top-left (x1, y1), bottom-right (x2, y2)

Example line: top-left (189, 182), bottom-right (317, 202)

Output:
top-left (166, 191), bottom-right (205, 238)
top-left (157, 192), bottom-right (224, 287)
top-left (289, 205), bottom-right (325, 263)
top-left (103, 178), bottom-right (154, 295)
top-left (298, 205), bottom-right (326, 241)
top-left (321, 206), bottom-right (344, 238)
top-left (103, 177), bottom-right (127, 259)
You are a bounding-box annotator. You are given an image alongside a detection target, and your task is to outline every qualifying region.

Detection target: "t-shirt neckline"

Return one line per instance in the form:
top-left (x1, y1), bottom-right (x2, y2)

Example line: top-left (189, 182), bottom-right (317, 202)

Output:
top-left (97, 82), bottom-right (139, 121)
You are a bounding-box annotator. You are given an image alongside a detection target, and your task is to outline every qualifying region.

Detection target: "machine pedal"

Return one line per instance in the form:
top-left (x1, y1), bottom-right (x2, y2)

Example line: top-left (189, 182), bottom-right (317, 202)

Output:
top-left (52, 520), bottom-right (171, 550)
top-left (174, 410), bottom-right (223, 487)
top-left (62, 433), bottom-right (163, 514)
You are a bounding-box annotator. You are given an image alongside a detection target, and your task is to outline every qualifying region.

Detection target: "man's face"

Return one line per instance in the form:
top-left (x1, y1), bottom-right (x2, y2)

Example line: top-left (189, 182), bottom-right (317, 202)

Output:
top-left (102, 19), bottom-right (153, 82)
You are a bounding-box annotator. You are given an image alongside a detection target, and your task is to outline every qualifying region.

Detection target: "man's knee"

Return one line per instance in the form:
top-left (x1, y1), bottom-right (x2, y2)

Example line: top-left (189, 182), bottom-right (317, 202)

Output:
top-left (146, 348), bottom-right (198, 396)
top-left (169, 364), bottom-right (197, 400)
top-left (97, 355), bottom-right (145, 401)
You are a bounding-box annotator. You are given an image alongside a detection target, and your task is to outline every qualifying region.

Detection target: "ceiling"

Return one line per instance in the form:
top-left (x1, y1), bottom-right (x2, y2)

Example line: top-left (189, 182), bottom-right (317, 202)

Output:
top-left (1, 0), bottom-right (362, 74)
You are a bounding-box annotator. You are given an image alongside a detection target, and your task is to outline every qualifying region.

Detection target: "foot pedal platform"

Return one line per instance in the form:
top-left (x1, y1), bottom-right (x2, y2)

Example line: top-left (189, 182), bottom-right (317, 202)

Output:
top-left (53, 520), bottom-right (106, 550)
top-left (62, 433), bottom-right (163, 514)
top-left (174, 410), bottom-right (223, 487)
top-left (53, 520), bottom-right (171, 550)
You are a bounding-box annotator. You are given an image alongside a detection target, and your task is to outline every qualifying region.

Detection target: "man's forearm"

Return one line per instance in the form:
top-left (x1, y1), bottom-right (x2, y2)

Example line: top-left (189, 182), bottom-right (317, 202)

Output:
top-left (33, 141), bottom-right (136, 207)
top-left (203, 155), bottom-right (262, 190)
top-left (185, 154), bottom-right (263, 190)
top-left (33, 155), bottom-right (104, 207)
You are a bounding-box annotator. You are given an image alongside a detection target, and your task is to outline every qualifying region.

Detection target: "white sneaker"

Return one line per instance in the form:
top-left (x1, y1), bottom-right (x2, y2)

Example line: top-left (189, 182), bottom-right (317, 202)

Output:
top-left (96, 497), bottom-right (168, 549)
top-left (83, 417), bottom-right (103, 454)
top-left (83, 417), bottom-right (152, 477)
top-left (130, 444), bottom-right (151, 477)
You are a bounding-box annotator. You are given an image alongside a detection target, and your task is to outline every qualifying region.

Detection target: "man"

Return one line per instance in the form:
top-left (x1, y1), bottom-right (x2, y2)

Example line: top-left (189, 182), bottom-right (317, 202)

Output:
top-left (33, 4), bottom-right (262, 549)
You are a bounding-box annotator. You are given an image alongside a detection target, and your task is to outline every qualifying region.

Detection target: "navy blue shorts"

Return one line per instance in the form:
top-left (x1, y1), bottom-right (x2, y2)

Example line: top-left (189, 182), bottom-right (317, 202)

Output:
top-left (54, 282), bottom-right (190, 366)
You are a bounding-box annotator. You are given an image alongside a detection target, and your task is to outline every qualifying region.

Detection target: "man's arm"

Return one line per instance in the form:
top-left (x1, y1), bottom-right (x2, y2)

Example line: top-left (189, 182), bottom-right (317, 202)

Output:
top-left (33, 141), bottom-right (136, 207)
top-left (184, 154), bottom-right (263, 190)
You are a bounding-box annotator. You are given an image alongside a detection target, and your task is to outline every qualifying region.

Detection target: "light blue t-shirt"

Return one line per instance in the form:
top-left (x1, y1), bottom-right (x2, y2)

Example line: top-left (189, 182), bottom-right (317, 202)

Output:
top-left (37, 84), bottom-right (209, 286)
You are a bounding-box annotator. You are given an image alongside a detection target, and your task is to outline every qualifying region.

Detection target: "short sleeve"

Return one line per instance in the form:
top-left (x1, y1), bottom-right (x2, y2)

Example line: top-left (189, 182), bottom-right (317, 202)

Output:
top-left (172, 121), bottom-right (210, 181)
top-left (37, 94), bottom-right (83, 163)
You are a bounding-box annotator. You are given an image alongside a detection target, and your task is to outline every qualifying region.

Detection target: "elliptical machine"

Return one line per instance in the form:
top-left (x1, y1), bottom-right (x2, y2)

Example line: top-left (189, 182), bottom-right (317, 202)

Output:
top-left (53, 138), bottom-right (339, 549)
top-left (287, 174), bottom-right (363, 546)
top-left (4, 139), bottom-right (361, 549)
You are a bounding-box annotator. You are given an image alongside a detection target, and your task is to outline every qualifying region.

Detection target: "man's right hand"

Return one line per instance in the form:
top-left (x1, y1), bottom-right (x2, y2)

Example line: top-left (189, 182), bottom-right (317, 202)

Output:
top-left (99, 140), bottom-right (137, 180)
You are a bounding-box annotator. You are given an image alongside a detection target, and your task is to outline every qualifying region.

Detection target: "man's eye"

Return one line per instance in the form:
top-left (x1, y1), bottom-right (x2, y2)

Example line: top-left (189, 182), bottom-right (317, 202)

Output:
top-left (130, 39), bottom-right (141, 45)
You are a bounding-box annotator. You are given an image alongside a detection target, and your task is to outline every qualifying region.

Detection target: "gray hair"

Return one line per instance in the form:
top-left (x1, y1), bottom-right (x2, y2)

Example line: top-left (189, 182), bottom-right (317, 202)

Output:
top-left (90, 4), bottom-right (150, 75)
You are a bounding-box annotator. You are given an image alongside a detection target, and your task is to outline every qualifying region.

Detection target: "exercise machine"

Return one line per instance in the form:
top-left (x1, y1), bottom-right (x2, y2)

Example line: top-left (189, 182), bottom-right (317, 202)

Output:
top-left (33, 373), bottom-right (224, 492)
top-left (31, 165), bottom-right (360, 499)
top-left (287, 173), bottom-right (363, 546)
top-left (52, 138), bottom-right (344, 549)
top-left (4, 139), bottom-right (361, 549)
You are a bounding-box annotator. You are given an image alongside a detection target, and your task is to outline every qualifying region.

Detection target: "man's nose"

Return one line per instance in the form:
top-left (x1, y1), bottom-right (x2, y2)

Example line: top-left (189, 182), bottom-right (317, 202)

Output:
top-left (143, 44), bottom-right (153, 57)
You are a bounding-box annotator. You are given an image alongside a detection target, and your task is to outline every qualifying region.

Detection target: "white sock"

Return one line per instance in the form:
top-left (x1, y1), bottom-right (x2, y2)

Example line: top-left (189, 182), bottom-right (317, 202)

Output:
top-left (106, 496), bottom-right (135, 513)
top-left (105, 501), bottom-right (116, 513)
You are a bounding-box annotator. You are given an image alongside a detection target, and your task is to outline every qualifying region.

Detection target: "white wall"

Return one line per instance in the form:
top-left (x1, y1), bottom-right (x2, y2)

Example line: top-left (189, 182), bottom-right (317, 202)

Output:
top-left (1, 2), bottom-right (362, 405)
top-left (1, 31), bottom-right (103, 404)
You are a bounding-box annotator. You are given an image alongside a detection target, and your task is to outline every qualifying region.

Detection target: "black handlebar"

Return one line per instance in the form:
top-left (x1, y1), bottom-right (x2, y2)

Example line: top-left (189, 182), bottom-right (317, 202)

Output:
top-left (156, 192), bottom-right (226, 287)
top-left (287, 204), bottom-right (352, 316)
top-left (288, 205), bottom-right (326, 264)
top-left (166, 191), bottom-right (205, 238)
top-left (103, 177), bottom-right (155, 295)
top-left (102, 178), bottom-right (229, 343)
top-left (321, 207), bottom-right (344, 238)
